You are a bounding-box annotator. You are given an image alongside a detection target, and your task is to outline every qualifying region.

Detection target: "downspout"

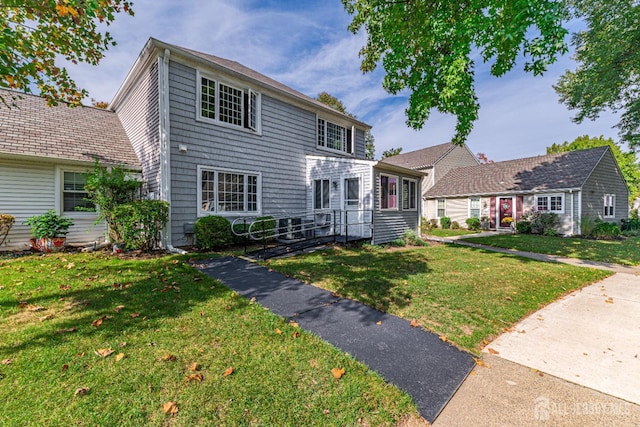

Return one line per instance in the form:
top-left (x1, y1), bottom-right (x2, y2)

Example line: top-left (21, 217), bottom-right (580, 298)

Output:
top-left (569, 190), bottom-right (574, 235)
top-left (577, 190), bottom-right (582, 235)
top-left (158, 49), bottom-right (186, 254)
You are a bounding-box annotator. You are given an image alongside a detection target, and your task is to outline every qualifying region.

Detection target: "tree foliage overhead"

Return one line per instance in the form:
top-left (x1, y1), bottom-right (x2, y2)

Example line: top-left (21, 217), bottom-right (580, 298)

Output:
top-left (555, 0), bottom-right (640, 148)
top-left (547, 135), bottom-right (640, 203)
top-left (381, 147), bottom-right (402, 159)
top-left (342, 0), bottom-right (568, 144)
top-left (0, 0), bottom-right (134, 107)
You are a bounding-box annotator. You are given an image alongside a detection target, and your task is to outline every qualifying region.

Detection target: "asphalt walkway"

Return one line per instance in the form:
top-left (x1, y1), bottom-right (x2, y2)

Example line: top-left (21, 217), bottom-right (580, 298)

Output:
top-left (195, 256), bottom-right (476, 424)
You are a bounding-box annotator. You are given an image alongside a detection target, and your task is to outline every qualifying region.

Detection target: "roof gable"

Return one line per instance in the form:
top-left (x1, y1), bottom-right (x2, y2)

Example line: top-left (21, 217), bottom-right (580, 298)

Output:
top-left (425, 146), bottom-right (609, 197)
top-left (380, 142), bottom-right (460, 169)
top-left (0, 90), bottom-right (140, 167)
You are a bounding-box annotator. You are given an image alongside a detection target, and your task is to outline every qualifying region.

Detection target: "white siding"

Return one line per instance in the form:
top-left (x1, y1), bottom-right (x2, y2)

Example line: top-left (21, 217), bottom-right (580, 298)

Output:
top-left (0, 159), bottom-right (106, 250)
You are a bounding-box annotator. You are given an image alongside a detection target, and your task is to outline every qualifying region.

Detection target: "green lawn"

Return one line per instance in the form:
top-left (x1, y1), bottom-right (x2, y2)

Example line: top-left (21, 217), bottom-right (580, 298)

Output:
top-left (462, 234), bottom-right (640, 266)
top-left (266, 244), bottom-right (611, 353)
top-left (0, 253), bottom-right (417, 426)
top-left (425, 228), bottom-right (477, 238)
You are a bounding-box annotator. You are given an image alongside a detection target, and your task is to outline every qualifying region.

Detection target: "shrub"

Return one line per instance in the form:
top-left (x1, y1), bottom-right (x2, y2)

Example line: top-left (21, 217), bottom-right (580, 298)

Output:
top-left (112, 200), bottom-right (169, 251)
top-left (24, 210), bottom-right (74, 238)
top-left (388, 238), bottom-right (406, 247)
top-left (590, 221), bottom-right (621, 240)
top-left (581, 215), bottom-right (597, 237)
top-left (251, 216), bottom-right (276, 240)
top-left (420, 217), bottom-right (432, 235)
top-left (621, 217), bottom-right (640, 232)
top-left (630, 208), bottom-right (639, 220)
top-left (515, 220), bottom-right (531, 234)
top-left (84, 161), bottom-right (143, 241)
top-left (403, 229), bottom-right (429, 246)
top-left (518, 210), bottom-right (558, 235)
top-left (0, 213), bottom-right (15, 247)
top-left (465, 217), bottom-right (481, 231)
top-left (429, 218), bottom-right (439, 229)
top-left (451, 221), bottom-right (460, 229)
top-left (440, 216), bottom-right (451, 229)
top-left (194, 215), bottom-right (233, 250)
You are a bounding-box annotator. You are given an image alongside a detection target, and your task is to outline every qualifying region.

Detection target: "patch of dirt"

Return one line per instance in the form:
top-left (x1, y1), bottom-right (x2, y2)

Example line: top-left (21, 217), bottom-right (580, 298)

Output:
top-left (396, 414), bottom-right (429, 426)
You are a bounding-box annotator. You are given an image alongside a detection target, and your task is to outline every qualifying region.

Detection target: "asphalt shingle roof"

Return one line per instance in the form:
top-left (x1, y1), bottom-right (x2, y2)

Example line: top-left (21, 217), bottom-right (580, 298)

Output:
top-left (424, 146), bottom-right (609, 197)
top-left (0, 89), bottom-right (140, 167)
top-left (380, 142), bottom-right (457, 169)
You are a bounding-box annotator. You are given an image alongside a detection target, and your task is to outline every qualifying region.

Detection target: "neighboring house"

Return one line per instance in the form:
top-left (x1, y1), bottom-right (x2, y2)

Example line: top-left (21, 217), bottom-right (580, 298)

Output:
top-left (0, 89), bottom-right (141, 250)
top-left (423, 146), bottom-right (629, 235)
top-left (108, 38), bottom-right (422, 247)
top-left (380, 142), bottom-right (478, 215)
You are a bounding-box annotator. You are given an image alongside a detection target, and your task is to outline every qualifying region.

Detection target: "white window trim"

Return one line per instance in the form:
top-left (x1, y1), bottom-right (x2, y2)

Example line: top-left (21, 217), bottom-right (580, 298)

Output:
top-left (197, 165), bottom-right (262, 217)
top-left (468, 197), bottom-right (481, 218)
top-left (534, 193), bottom-right (565, 214)
top-left (313, 178), bottom-right (331, 210)
top-left (55, 166), bottom-right (98, 217)
top-left (316, 115), bottom-right (355, 156)
top-left (603, 194), bottom-right (616, 218)
top-left (436, 198), bottom-right (446, 218)
top-left (380, 173), bottom-right (399, 211)
top-left (402, 178), bottom-right (418, 211)
top-left (195, 70), bottom-right (262, 134)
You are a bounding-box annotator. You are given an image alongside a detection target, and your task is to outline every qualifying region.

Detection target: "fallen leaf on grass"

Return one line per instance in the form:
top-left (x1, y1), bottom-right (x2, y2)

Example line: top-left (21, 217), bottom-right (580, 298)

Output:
top-left (61, 364), bottom-right (69, 372)
top-left (249, 297), bottom-right (256, 304)
top-left (188, 362), bottom-right (201, 371)
top-left (95, 348), bottom-right (115, 358)
top-left (185, 373), bottom-right (203, 382)
top-left (487, 348), bottom-right (500, 355)
top-left (222, 367), bottom-right (234, 377)
top-left (275, 328), bottom-right (283, 335)
top-left (59, 285), bottom-right (71, 291)
top-left (91, 316), bottom-right (107, 327)
top-left (162, 401), bottom-right (178, 415)
top-left (74, 387), bottom-right (90, 396)
top-left (1, 359), bottom-right (11, 365)
top-left (331, 368), bottom-right (345, 379)
top-left (115, 353), bottom-right (125, 362)
top-left (114, 305), bottom-right (125, 312)
top-left (439, 335), bottom-right (448, 342)
top-left (27, 305), bottom-right (46, 312)
top-left (65, 262), bottom-right (75, 270)
top-left (410, 319), bottom-right (420, 328)
top-left (292, 331), bottom-right (300, 338)
top-left (161, 354), bottom-right (177, 362)
top-left (130, 313), bottom-right (140, 318)
top-left (289, 321), bottom-right (299, 328)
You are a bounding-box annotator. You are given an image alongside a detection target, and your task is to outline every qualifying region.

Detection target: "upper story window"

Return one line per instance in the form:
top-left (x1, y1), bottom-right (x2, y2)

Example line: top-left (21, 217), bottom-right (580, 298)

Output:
top-left (535, 194), bottom-right (564, 214)
top-left (604, 194), bottom-right (615, 218)
top-left (317, 118), bottom-right (354, 154)
top-left (198, 72), bottom-right (261, 132)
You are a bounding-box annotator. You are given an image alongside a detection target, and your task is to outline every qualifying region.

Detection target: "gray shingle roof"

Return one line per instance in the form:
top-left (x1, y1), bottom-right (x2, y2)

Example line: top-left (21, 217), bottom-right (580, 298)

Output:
top-left (424, 146), bottom-right (609, 197)
top-left (380, 142), bottom-right (457, 169)
top-left (0, 89), bottom-right (140, 167)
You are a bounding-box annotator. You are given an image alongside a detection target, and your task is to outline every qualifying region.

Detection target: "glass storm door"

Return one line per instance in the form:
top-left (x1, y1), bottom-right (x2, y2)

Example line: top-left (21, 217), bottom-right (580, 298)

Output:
top-left (344, 177), bottom-right (362, 237)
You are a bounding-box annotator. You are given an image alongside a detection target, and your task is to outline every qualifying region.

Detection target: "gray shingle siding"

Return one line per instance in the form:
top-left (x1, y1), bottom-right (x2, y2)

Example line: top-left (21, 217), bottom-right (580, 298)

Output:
top-left (115, 60), bottom-right (160, 194)
top-left (582, 150), bottom-right (629, 222)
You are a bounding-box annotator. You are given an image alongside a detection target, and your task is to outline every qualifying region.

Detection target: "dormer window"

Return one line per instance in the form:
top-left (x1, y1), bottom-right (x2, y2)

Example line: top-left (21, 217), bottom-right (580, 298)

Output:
top-left (197, 71), bottom-right (261, 132)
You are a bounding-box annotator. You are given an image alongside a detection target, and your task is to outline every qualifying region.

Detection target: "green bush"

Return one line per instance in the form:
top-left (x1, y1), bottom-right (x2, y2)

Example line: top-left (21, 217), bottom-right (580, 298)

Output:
top-left (465, 217), bottom-right (481, 231)
top-left (440, 216), bottom-right (451, 229)
top-left (630, 208), bottom-right (639, 220)
top-left (590, 221), bottom-right (621, 240)
top-left (518, 210), bottom-right (558, 235)
top-left (194, 215), bottom-right (234, 250)
top-left (0, 213), bottom-right (15, 247)
top-left (24, 210), bottom-right (74, 239)
top-left (403, 229), bottom-right (429, 246)
top-left (388, 238), bottom-right (406, 247)
top-left (420, 217), bottom-right (436, 235)
top-left (451, 221), bottom-right (460, 229)
top-left (515, 220), bottom-right (531, 234)
top-left (112, 200), bottom-right (169, 251)
top-left (251, 216), bottom-right (276, 240)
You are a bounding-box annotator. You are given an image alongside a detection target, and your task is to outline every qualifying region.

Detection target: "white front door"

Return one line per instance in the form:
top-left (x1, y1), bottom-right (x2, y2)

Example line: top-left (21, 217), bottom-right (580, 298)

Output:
top-left (344, 177), bottom-right (363, 238)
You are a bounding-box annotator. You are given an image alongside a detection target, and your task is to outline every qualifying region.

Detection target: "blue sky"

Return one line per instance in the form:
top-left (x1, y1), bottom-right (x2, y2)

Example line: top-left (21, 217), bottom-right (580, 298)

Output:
top-left (69, 0), bottom-right (621, 161)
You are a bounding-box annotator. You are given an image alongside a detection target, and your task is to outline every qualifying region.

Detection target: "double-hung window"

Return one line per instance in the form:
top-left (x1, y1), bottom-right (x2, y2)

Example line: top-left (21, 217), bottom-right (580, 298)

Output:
top-left (380, 174), bottom-right (398, 210)
top-left (402, 178), bottom-right (417, 210)
top-left (604, 194), bottom-right (615, 218)
top-left (198, 72), bottom-right (260, 132)
top-left (317, 118), bottom-right (354, 154)
top-left (62, 171), bottom-right (95, 212)
top-left (198, 167), bottom-right (261, 216)
top-left (469, 197), bottom-right (480, 218)
top-left (536, 194), bottom-right (564, 213)
top-left (436, 199), bottom-right (446, 218)
top-left (314, 179), bottom-right (330, 210)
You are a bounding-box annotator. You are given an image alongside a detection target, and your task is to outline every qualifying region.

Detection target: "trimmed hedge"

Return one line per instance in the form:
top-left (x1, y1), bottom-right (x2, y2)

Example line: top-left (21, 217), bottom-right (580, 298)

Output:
top-left (194, 215), bottom-right (234, 250)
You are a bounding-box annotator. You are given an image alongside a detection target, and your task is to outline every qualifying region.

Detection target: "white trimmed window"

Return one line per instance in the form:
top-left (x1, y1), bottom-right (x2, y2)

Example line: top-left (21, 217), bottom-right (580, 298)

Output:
top-left (198, 166), bottom-right (261, 216)
top-left (604, 194), bottom-right (615, 218)
top-left (314, 179), bottom-right (330, 210)
top-left (198, 72), bottom-right (260, 132)
top-left (62, 171), bottom-right (95, 212)
top-left (469, 197), bottom-right (480, 218)
top-left (535, 194), bottom-right (564, 213)
top-left (380, 174), bottom-right (398, 210)
top-left (317, 118), bottom-right (354, 154)
top-left (436, 199), bottom-right (446, 218)
top-left (402, 178), bottom-right (417, 210)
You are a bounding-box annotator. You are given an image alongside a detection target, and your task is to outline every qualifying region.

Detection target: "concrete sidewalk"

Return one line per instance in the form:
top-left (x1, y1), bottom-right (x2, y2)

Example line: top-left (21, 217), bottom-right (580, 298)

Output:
top-left (195, 256), bottom-right (476, 424)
